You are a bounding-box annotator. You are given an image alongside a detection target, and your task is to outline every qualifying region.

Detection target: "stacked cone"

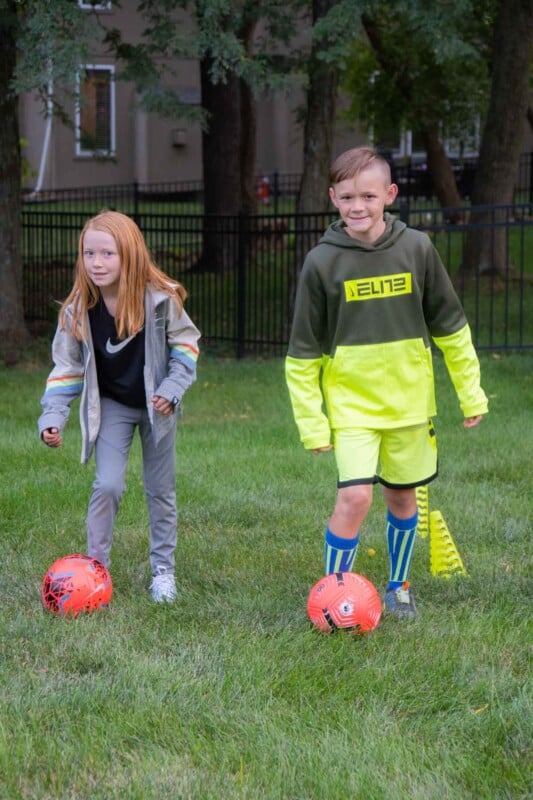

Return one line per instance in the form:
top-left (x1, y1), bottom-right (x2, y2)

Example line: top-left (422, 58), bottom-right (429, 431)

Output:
top-left (416, 485), bottom-right (429, 539)
top-left (429, 510), bottom-right (468, 578)
top-left (416, 485), bottom-right (468, 577)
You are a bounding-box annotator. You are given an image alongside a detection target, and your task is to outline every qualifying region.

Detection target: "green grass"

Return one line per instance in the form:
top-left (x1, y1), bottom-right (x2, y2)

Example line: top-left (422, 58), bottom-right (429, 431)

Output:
top-left (1, 352), bottom-right (532, 799)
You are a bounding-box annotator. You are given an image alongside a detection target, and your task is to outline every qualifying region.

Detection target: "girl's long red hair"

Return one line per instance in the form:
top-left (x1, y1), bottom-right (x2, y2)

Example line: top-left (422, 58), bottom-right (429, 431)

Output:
top-left (59, 210), bottom-right (187, 340)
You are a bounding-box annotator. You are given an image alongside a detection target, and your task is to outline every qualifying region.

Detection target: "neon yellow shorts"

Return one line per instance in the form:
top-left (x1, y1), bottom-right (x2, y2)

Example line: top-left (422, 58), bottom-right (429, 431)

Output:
top-left (333, 420), bottom-right (437, 489)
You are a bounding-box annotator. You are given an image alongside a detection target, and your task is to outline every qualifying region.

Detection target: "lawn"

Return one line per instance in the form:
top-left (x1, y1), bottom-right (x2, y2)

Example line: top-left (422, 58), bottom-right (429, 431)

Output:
top-left (0, 350), bottom-right (531, 799)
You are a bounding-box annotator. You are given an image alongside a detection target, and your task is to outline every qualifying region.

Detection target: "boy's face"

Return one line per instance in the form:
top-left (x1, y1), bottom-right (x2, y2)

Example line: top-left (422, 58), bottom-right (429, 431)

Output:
top-left (329, 164), bottom-right (398, 243)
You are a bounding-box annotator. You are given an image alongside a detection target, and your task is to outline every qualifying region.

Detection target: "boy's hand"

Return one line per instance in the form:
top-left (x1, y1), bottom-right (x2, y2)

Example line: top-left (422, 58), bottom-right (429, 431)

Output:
top-left (463, 415), bottom-right (484, 429)
top-left (42, 427), bottom-right (62, 447)
top-left (152, 395), bottom-right (175, 416)
top-left (311, 445), bottom-right (333, 455)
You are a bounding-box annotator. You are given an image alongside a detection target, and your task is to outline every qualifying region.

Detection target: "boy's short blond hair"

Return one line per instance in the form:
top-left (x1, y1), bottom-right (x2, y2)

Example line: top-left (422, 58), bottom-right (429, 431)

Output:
top-left (329, 147), bottom-right (392, 186)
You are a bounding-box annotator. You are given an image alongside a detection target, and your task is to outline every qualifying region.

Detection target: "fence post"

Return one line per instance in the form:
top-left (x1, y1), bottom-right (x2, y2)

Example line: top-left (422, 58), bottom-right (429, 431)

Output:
top-left (528, 152), bottom-right (533, 213)
top-left (272, 172), bottom-right (279, 215)
top-left (133, 180), bottom-right (140, 227)
top-left (236, 210), bottom-right (249, 358)
top-left (399, 197), bottom-right (410, 224)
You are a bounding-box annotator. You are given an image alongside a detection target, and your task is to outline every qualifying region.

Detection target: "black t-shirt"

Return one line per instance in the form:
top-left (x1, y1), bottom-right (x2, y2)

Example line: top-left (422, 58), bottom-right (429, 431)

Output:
top-left (89, 298), bottom-right (146, 408)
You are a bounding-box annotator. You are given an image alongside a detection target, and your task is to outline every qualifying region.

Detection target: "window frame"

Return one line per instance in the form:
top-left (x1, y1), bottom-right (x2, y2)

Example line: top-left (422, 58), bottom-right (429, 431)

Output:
top-left (77, 1), bottom-right (112, 10)
top-left (75, 64), bottom-right (116, 158)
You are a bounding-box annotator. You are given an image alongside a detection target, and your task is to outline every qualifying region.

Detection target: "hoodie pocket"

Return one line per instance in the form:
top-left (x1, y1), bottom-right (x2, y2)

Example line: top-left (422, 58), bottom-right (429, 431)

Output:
top-left (324, 339), bottom-right (435, 424)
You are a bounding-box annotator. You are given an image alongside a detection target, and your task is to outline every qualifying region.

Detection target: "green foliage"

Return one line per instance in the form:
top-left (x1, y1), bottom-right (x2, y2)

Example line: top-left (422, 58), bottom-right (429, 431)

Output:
top-left (336, 0), bottom-right (492, 145)
top-left (339, 41), bottom-right (403, 145)
top-left (9, 0), bottom-right (306, 124)
top-left (12, 0), bottom-right (102, 101)
top-left (0, 353), bottom-right (532, 798)
top-left (118, 0), bottom-right (306, 110)
top-left (193, 0), bottom-right (308, 91)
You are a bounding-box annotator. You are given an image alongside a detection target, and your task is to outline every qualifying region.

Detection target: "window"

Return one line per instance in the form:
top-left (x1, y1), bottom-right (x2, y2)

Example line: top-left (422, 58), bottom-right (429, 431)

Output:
top-left (387, 128), bottom-right (480, 162)
top-left (75, 66), bottom-right (115, 157)
top-left (78, 1), bottom-right (111, 9)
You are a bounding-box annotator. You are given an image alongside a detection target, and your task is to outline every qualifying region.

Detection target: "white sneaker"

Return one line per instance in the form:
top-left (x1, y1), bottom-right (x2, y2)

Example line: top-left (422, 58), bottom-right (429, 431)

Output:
top-left (150, 573), bottom-right (178, 603)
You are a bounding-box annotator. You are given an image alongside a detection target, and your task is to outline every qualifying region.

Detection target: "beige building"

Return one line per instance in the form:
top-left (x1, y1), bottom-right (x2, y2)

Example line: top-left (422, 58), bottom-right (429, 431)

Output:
top-left (19, 0), bottom-right (362, 192)
top-left (18, 1), bottom-right (532, 194)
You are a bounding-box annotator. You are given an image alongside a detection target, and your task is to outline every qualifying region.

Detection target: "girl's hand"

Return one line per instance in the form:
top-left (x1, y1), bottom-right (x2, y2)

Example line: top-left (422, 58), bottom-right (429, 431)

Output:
top-left (42, 427), bottom-right (62, 447)
top-left (463, 415), bottom-right (484, 429)
top-left (152, 395), bottom-right (175, 416)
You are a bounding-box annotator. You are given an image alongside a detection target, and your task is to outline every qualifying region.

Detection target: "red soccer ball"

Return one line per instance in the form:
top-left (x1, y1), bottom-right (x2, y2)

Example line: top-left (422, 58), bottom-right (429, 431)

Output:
top-left (307, 572), bottom-right (382, 634)
top-left (41, 554), bottom-right (112, 617)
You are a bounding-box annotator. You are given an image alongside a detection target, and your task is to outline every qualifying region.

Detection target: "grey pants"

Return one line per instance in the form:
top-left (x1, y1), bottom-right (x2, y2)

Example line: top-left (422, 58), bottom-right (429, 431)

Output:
top-left (87, 397), bottom-right (177, 576)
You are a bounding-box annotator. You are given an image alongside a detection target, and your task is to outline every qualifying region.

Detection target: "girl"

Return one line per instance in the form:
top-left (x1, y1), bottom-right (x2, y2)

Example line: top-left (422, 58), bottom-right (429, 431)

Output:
top-left (38, 210), bottom-right (200, 602)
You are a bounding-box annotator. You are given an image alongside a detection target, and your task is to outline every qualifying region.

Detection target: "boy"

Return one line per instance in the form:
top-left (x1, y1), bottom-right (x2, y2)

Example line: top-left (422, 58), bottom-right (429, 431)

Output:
top-left (285, 146), bottom-right (488, 619)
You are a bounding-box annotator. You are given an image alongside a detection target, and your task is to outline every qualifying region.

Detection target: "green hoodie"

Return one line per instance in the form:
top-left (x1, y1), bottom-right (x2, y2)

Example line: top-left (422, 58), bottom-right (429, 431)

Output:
top-left (285, 214), bottom-right (488, 449)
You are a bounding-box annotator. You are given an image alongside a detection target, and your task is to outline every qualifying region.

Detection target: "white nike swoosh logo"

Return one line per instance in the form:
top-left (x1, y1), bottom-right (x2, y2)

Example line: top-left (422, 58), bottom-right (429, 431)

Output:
top-left (105, 335), bottom-right (136, 354)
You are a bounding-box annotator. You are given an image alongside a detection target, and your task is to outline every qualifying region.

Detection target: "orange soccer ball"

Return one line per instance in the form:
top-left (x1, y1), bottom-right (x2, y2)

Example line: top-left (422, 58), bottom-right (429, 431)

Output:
top-left (41, 554), bottom-right (112, 617)
top-left (307, 572), bottom-right (382, 634)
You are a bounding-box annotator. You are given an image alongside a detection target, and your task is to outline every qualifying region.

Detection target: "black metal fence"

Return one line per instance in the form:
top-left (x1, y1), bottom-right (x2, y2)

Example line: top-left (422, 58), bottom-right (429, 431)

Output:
top-left (21, 152), bottom-right (533, 212)
top-left (21, 173), bottom-right (304, 217)
top-left (392, 152), bottom-right (533, 204)
top-left (22, 200), bottom-right (532, 357)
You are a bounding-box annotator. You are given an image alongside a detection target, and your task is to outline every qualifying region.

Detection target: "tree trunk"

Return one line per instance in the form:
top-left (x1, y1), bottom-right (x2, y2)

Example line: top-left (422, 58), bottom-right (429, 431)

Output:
top-left (0, 2), bottom-right (30, 365)
top-left (421, 126), bottom-right (463, 219)
top-left (240, 77), bottom-right (256, 214)
top-left (194, 57), bottom-right (242, 273)
top-left (362, 12), bottom-right (460, 214)
top-left (239, 18), bottom-right (258, 214)
top-left (462, 0), bottom-right (533, 274)
top-left (292, 0), bottom-right (340, 324)
top-left (297, 0), bottom-right (339, 215)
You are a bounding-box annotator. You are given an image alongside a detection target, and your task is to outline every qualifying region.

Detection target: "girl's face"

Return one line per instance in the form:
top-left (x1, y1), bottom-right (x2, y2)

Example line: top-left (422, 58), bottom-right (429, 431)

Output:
top-left (82, 229), bottom-right (121, 295)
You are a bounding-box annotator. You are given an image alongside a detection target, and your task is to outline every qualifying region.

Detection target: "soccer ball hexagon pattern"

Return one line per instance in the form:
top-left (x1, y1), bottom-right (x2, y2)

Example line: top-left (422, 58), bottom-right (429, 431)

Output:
top-left (42, 554), bottom-right (112, 616)
top-left (307, 572), bottom-right (382, 634)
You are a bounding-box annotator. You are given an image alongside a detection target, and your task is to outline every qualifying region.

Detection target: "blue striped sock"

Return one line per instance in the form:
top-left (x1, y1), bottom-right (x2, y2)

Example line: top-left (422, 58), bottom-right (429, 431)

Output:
top-left (324, 528), bottom-right (360, 575)
top-left (386, 510), bottom-right (418, 589)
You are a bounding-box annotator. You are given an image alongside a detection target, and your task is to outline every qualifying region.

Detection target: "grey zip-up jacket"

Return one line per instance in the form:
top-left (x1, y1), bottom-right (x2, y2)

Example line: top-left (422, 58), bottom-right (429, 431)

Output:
top-left (38, 285), bottom-right (200, 463)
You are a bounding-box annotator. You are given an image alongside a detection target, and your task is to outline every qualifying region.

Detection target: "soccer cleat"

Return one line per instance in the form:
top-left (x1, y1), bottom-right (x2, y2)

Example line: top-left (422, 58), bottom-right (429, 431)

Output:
top-left (384, 582), bottom-right (418, 619)
top-left (150, 573), bottom-right (178, 603)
